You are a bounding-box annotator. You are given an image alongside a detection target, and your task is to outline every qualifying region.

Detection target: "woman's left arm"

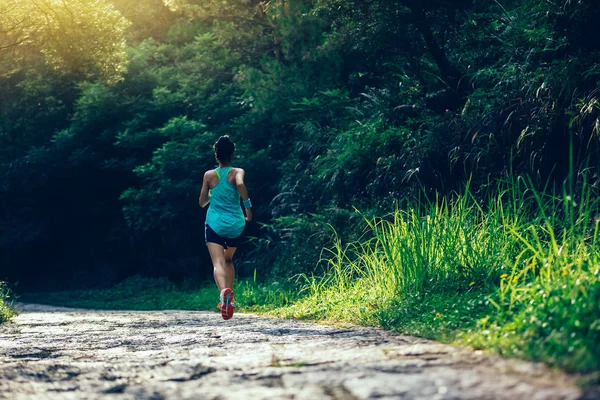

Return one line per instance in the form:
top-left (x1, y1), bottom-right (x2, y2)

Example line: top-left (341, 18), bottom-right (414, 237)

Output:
top-left (235, 169), bottom-right (252, 222)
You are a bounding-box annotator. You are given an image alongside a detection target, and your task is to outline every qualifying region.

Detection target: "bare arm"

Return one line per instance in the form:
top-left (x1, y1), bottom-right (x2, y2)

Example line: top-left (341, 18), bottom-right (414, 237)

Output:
top-left (199, 171), bottom-right (211, 208)
top-left (235, 169), bottom-right (252, 222)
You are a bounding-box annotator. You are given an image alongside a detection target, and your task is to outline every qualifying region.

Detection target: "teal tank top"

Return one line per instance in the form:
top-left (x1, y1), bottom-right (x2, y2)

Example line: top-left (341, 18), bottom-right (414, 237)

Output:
top-left (206, 167), bottom-right (246, 238)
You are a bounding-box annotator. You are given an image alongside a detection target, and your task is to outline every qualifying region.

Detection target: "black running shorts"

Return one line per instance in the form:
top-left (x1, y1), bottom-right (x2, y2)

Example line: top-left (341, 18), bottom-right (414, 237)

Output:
top-left (205, 224), bottom-right (242, 249)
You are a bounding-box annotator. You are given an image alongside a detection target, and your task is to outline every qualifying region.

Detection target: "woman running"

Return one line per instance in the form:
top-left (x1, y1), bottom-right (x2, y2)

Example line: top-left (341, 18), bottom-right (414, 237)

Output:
top-left (199, 136), bottom-right (252, 320)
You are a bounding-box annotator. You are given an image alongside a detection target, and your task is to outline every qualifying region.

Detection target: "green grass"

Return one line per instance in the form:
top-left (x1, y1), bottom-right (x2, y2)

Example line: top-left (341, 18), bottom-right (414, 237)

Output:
top-left (21, 275), bottom-right (299, 313)
top-left (273, 179), bottom-right (600, 372)
top-left (0, 281), bottom-right (15, 323)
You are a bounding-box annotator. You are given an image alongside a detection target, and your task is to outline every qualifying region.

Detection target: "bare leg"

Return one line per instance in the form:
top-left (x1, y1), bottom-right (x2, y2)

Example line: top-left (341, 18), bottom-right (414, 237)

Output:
top-left (223, 246), bottom-right (237, 289)
top-left (207, 242), bottom-right (237, 291)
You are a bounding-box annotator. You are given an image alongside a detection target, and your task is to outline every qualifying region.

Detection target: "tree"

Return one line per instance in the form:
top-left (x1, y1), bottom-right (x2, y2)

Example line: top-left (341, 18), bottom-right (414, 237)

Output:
top-left (0, 0), bottom-right (130, 83)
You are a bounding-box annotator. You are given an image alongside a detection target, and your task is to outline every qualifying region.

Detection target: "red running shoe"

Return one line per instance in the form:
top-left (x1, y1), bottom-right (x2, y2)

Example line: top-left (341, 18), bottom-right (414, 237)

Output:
top-left (220, 288), bottom-right (235, 320)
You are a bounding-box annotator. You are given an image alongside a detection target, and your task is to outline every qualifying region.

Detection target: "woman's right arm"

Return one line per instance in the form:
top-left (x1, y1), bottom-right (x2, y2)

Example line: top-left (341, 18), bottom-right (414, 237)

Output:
top-left (199, 171), bottom-right (211, 208)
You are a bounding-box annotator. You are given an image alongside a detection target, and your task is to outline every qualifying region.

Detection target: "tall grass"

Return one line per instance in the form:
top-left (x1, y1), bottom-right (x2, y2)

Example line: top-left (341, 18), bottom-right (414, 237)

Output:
top-left (0, 281), bottom-right (15, 323)
top-left (279, 178), bottom-right (600, 372)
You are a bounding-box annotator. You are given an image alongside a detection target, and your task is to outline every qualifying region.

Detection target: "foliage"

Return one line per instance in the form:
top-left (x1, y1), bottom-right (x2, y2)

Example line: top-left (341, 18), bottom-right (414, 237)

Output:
top-left (249, 209), bottom-right (362, 279)
top-left (0, 281), bottom-right (14, 323)
top-left (277, 180), bottom-right (600, 372)
top-left (0, 0), bottom-right (130, 83)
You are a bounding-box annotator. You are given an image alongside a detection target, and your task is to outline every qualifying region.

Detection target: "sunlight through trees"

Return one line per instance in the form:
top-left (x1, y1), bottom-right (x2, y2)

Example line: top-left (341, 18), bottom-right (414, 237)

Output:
top-left (0, 0), bottom-right (130, 82)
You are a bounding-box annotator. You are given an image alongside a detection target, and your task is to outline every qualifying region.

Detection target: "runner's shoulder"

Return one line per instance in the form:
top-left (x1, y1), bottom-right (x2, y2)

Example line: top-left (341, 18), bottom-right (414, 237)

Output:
top-left (204, 169), bottom-right (218, 185)
top-left (233, 167), bottom-right (246, 180)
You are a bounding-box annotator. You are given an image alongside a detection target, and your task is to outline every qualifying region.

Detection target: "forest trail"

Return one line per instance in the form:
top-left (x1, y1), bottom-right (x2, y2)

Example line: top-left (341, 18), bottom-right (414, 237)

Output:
top-left (0, 304), bottom-right (588, 400)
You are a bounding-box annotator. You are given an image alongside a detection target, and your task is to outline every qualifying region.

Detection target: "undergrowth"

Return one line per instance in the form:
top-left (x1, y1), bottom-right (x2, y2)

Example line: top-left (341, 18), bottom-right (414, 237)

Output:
top-left (21, 274), bottom-right (298, 313)
top-left (275, 178), bottom-right (600, 372)
top-left (0, 281), bottom-right (15, 323)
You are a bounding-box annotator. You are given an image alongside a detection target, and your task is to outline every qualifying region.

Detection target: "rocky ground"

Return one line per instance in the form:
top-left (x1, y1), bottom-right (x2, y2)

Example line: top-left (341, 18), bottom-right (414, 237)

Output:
top-left (0, 303), bottom-right (595, 399)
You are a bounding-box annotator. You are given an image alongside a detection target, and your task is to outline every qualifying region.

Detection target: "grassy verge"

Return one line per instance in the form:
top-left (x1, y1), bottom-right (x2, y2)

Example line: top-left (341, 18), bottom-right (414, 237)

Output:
top-left (20, 275), bottom-right (299, 313)
top-left (274, 179), bottom-right (600, 373)
top-left (0, 281), bottom-right (15, 323)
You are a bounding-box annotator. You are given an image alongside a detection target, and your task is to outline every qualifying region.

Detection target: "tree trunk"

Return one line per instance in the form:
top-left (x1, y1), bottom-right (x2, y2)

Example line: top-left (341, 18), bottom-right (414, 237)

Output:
top-left (405, 1), bottom-right (461, 89)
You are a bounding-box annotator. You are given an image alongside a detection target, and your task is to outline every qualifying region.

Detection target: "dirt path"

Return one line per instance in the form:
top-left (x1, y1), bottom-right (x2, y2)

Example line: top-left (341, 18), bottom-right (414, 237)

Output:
top-left (0, 303), bottom-right (589, 399)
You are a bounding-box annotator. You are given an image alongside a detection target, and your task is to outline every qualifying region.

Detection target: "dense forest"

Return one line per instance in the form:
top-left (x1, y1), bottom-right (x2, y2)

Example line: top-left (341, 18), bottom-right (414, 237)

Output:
top-left (1, 0), bottom-right (599, 288)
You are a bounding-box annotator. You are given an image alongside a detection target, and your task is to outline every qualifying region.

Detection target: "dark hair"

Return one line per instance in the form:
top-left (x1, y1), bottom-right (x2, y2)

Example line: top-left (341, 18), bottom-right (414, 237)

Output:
top-left (214, 135), bottom-right (235, 163)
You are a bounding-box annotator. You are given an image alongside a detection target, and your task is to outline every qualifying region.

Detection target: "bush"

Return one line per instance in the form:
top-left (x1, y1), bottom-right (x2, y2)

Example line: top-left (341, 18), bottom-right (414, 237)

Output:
top-left (0, 282), bottom-right (15, 323)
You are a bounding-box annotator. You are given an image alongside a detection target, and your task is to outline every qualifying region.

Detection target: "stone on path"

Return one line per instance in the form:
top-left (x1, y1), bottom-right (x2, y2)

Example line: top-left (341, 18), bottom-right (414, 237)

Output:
top-left (0, 304), bottom-right (587, 399)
